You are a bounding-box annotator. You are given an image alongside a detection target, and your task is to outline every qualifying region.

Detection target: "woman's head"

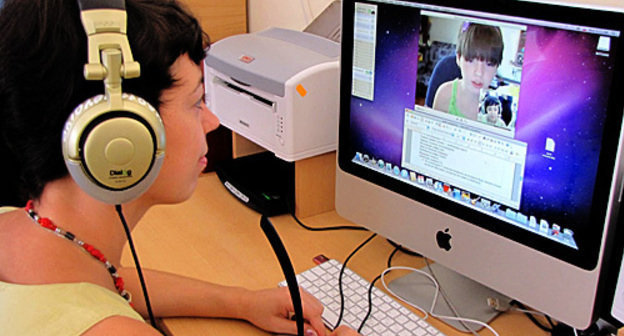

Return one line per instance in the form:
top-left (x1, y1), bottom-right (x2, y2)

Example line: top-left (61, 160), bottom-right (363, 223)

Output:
top-left (0, 0), bottom-right (210, 205)
top-left (143, 53), bottom-right (219, 204)
top-left (481, 95), bottom-right (503, 122)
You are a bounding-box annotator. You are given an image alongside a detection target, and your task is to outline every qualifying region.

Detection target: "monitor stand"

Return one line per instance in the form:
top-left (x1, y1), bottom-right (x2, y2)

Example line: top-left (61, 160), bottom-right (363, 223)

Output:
top-left (388, 262), bottom-right (511, 333)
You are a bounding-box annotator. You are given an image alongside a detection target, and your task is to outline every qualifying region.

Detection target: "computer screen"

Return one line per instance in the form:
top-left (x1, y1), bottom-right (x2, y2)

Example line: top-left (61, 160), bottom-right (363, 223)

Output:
top-left (336, 0), bottom-right (624, 329)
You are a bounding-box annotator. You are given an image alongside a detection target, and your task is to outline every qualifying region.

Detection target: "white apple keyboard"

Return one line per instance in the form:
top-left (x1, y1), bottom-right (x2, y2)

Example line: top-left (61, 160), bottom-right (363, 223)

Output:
top-left (279, 259), bottom-right (446, 336)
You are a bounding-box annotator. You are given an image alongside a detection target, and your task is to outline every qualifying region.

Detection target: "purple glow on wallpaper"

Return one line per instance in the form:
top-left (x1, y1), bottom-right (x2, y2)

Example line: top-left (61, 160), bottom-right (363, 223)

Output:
top-left (514, 26), bottom-right (614, 224)
top-left (350, 5), bottom-right (421, 167)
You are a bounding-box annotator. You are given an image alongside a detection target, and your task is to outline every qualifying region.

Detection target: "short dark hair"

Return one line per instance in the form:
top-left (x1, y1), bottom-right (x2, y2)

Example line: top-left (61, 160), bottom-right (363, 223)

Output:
top-left (481, 94), bottom-right (503, 116)
top-left (456, 22), bottom-right (504, 66)
top-left (0, 0), bottom-right (209, 206)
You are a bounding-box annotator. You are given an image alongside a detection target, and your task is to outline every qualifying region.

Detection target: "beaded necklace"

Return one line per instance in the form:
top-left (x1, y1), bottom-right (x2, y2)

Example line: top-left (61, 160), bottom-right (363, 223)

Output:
top-left (24, 200), bottom-right (131, 303)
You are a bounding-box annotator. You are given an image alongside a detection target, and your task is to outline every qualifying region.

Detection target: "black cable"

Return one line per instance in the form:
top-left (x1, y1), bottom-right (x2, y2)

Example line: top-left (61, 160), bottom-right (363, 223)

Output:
top-left (291, 212), bottom-right (368, 232)
top-left (510, 300), bottom-right (553, 333)
top-left (358, 274), bottom-right (381, 333)
top-left (284, 186), bottom-right (366, 232)
top-left (386, 239), bottom-right (422, 257)
top-left (387, 244), bottom-right (402, 268)
top-left (115, 204), bottom-right (158, 331)
top-left (357, 244), bottom-right (402, 333)
top-left (259, 216), bottom-right (304, 336)
top-left (545, 315), bottom-right (556, 329)
top-left (334, 232), bottom-right (377, 329)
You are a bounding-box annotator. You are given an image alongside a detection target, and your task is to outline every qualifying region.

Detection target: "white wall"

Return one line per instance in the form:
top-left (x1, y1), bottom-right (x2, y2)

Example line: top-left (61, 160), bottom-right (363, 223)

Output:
top-left (248, 0), bottom-right (335, 33)
top-left (247, 0), bottom-right (623, 35)
top-left (532, 0), bottom-right (623, 10)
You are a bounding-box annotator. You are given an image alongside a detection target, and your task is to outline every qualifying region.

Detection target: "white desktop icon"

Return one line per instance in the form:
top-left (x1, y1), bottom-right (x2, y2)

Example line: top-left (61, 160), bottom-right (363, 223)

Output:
top-left (546, 138), bottom-right (556, 152)
top-left (597, 36), bottom-right (611, 52)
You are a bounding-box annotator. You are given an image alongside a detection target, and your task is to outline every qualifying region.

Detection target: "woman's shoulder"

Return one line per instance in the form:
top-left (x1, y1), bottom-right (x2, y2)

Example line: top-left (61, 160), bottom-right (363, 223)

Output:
top-left (0, 281), bottom-right (147, 335)
top-left (83, 316), bottom-right (160, 335)
top-left (0, 208), bottom-right (26, 273)
top-left (0, 208), bottom-right (53, 281)
top-left (0, 206), bottom-right (19, 215)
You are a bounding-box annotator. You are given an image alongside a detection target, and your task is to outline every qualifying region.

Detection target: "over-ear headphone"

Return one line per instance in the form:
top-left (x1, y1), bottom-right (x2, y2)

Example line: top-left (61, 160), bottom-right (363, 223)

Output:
top-left (62, 0), bottom-right (166, 204)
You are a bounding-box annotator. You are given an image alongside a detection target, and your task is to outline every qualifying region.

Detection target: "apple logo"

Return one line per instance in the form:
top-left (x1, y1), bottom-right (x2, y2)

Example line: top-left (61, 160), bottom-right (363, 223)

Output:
top-left (436, 228), bottom-right (452, 251)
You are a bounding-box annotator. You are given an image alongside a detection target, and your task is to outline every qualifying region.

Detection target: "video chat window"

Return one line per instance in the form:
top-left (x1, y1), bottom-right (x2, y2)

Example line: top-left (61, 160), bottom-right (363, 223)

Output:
top-left (418, 12), bottom-right (527, 139)
top-left (400, 13), bottom-right (529, 209)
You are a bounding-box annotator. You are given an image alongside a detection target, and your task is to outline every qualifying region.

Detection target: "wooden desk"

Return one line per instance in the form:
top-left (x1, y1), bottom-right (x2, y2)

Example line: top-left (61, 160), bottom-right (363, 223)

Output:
top-left (123, 173), bottom-right (550, 335)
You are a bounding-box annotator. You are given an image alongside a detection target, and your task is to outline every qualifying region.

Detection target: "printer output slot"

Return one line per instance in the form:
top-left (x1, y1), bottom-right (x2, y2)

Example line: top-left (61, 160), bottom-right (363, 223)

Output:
top-left (218, 78), bottom-right (275, 109)
top-left (231, 77), bottom-right (251, 87)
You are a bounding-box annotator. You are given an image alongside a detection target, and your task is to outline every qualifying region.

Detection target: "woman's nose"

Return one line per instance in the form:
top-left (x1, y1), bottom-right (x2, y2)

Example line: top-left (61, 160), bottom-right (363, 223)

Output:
top-left (202, 104), bottom-right (220, 134)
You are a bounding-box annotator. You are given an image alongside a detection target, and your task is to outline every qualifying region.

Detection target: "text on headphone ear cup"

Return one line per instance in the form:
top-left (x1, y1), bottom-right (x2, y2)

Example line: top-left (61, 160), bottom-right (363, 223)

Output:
top-left (81, 114), bottom-right (156, 190)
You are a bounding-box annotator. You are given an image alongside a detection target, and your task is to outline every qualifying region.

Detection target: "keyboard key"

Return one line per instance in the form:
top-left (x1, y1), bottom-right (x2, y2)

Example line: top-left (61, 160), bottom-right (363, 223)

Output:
top-left (390, 323), bottom-right (403, 333)
top-left (405, 320), bottom-right (417, 330)
top-left (374, 323), bottom-right (387, 333)
top-left (415, 327), bottom-right (428, 336)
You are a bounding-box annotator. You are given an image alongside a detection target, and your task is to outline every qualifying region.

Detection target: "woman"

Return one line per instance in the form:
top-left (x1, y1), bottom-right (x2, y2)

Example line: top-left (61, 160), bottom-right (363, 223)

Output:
top-left (0, 0), bottom-right (359, 335)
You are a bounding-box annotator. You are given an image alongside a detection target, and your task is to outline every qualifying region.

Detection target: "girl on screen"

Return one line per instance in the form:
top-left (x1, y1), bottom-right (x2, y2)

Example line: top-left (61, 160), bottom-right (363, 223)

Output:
top-left (433, 22), bottom-right (504, 121)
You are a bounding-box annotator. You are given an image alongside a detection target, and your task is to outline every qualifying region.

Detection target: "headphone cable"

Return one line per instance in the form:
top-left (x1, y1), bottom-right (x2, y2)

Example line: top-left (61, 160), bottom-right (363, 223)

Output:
top-left (115, 204), bottom-right (158, 331)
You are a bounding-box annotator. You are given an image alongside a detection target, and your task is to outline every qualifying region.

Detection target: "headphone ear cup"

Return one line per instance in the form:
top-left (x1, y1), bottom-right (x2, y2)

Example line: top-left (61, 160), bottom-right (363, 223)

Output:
top-left (63, 94), bottom-right (166, 204)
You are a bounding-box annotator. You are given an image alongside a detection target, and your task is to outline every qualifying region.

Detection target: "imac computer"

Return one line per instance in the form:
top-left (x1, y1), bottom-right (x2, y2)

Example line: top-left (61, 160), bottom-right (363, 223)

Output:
top-left (335, 0), bottom-right (624, 330)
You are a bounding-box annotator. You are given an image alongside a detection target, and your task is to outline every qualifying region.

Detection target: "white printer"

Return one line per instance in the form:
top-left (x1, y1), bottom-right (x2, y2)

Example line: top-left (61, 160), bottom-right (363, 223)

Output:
top-left (203, 27), bottom-right (340, 162)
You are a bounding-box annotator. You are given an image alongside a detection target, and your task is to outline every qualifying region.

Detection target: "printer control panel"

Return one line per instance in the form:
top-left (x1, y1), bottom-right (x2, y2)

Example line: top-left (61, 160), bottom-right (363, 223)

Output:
top-left (276, 114), bottom-right (285, 145)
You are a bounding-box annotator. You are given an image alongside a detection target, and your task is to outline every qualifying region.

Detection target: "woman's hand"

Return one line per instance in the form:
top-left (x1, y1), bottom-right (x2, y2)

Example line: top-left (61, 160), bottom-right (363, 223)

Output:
top-left (240, 286), bottom-right (324, 335)
top-left (240, 286), bottom-right (361, 336)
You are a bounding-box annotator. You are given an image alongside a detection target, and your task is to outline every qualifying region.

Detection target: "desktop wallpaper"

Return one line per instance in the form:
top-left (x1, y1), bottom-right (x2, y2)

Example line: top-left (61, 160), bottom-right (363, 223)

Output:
top-left (513, 26), bottom-right (615, 233)
top-left (349, 4), bottom-right (419, 168)
top-left (348, 4), bottom-right (618, 247)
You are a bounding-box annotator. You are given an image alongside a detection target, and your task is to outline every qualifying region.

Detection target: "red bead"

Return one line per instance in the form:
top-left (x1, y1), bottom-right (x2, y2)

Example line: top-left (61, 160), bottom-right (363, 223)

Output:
top-left (91, 249), bottom-right (105, 262)
top-left (25, 200), bottom-right (34, 211)
top-left (85, 245), bottom-right (106, 263)
top-left (115, 277), bottom-right (125, 290)
top-left (39, 218), bottom-right (57, 231)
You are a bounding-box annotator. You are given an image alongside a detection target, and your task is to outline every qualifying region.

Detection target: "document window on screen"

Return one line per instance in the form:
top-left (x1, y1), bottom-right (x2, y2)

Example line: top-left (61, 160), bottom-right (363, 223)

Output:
top-left (401, 107), bottom-right (526, 210)
top-left (352, 2), bottom-right (378, 100)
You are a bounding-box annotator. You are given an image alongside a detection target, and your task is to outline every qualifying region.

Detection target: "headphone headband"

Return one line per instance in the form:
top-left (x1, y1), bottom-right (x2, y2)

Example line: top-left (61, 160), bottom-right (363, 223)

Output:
top-left (77, 0), bottom-right (125, 11)
top-left (78, 0), bottom-right (139, 81)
